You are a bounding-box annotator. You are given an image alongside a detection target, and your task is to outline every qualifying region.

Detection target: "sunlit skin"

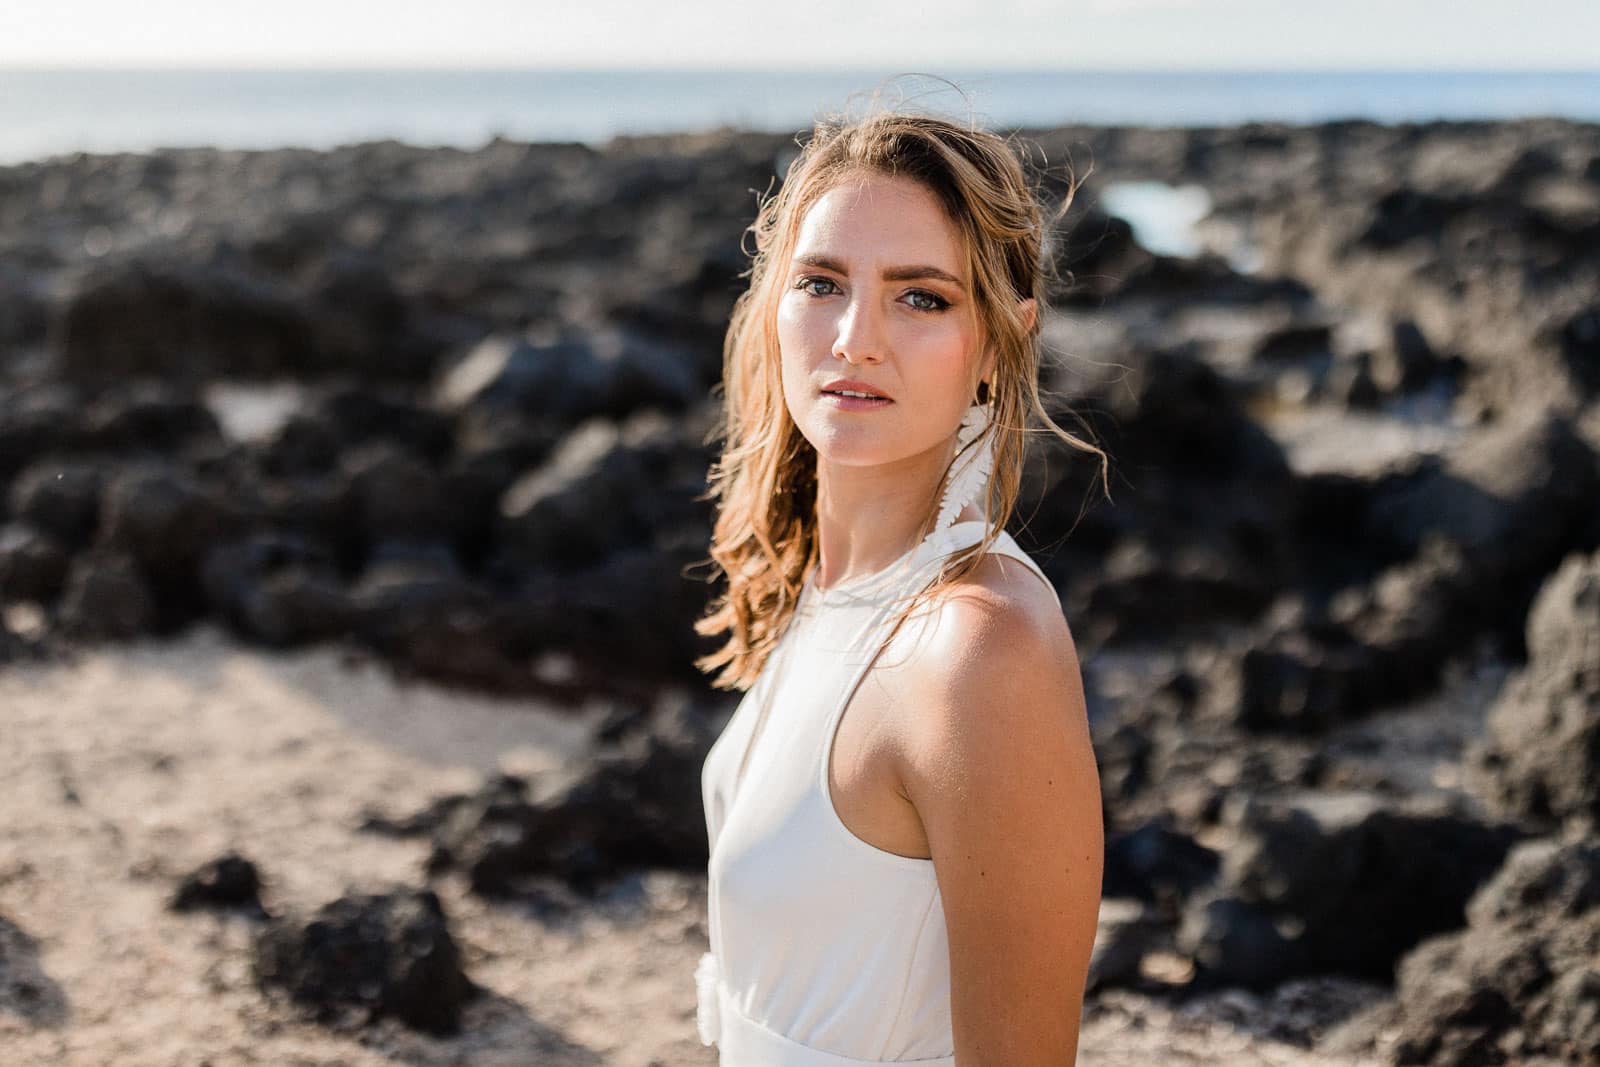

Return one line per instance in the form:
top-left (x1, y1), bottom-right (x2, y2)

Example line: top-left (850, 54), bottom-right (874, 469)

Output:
top-left (776, 171), bottom-right (1103, 1065)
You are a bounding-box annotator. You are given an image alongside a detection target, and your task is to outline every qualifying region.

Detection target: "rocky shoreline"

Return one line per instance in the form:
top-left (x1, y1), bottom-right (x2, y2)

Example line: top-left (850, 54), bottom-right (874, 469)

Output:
top-left (1, 117), bottom-right (1598, 1064)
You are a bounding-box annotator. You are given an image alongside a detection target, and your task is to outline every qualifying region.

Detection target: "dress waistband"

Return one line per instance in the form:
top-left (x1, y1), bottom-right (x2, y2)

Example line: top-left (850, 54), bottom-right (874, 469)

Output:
top-left (695, 951), bottom-right (957, 1066)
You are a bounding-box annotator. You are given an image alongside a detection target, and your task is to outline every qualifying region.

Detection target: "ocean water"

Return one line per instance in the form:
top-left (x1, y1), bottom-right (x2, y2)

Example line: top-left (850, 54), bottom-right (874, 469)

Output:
top-left (1, 68), bottom-right (1598, 165)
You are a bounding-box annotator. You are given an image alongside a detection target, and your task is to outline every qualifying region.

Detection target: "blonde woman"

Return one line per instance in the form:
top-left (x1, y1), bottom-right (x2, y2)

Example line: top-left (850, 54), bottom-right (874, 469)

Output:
top-left (694, 107), bottom-right (1109, 1066)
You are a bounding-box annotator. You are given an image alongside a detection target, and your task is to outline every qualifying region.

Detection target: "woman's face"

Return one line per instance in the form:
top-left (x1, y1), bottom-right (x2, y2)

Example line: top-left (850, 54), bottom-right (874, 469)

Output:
top-left (777, 171), bottom-right (990, 472)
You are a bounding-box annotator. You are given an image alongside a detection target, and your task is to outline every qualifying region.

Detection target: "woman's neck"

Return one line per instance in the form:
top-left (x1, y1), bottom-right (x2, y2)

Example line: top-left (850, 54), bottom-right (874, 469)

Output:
top-left (811, 437), bottom-right (976, 591)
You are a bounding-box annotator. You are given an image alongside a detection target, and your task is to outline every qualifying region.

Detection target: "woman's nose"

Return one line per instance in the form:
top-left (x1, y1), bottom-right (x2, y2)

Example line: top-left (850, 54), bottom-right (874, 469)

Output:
top-left (833, 296), bottom-right (886, 364)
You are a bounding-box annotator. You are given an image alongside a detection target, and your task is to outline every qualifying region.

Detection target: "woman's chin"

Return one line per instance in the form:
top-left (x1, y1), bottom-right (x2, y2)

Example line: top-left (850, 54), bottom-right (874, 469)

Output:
top-left (809, 437), bottom-right (916, 471)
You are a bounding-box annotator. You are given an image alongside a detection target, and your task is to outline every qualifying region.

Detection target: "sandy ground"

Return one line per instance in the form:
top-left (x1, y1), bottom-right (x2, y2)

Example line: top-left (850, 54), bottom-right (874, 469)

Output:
top-left (0, 626), bottom-right (1392, 1065)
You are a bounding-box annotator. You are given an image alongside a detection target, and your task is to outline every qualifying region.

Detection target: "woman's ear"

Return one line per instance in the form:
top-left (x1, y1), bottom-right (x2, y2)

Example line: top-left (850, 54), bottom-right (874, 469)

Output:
top-left (976, 348), bottom-right (998, 404)
top-left (975, 298), bottom-right (1035, 403)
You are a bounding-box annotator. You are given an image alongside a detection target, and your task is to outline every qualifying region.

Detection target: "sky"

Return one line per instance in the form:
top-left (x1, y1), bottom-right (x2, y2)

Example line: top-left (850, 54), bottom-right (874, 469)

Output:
top-left (2, 0), bottom-right (1597, 70)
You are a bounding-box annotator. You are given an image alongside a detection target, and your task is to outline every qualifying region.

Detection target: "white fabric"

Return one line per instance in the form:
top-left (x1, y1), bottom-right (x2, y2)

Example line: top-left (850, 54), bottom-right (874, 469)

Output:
top-left (698, 520), bottom-right (1050, 1064)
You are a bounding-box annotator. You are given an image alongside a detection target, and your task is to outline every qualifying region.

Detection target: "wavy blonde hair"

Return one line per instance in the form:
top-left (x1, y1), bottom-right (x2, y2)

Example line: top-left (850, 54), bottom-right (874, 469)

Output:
top-left (692, 105), bottom-right (1111, 691)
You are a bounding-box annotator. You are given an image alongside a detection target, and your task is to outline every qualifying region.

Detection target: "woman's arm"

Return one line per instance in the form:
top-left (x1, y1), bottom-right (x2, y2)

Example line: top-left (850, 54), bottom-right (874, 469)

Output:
top-left (899, 560), bottom-right (1103, 1066)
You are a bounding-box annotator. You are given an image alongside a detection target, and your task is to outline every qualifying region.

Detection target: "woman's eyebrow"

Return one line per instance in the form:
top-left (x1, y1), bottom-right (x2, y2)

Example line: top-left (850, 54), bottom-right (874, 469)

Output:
top-left (791, 253), bottom-right (965, 287)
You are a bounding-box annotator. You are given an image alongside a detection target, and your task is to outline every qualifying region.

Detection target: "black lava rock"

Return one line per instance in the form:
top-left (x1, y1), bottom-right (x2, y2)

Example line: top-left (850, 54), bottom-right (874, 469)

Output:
top-left (253, 886), bottom-right (477, 1034)
top-left (170, 851), bottom-right (268, 918)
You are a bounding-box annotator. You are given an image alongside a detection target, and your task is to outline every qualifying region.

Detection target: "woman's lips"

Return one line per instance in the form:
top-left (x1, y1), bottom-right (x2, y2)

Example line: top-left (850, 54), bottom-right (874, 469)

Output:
top-left (822, 390), bottom-right (893, 410)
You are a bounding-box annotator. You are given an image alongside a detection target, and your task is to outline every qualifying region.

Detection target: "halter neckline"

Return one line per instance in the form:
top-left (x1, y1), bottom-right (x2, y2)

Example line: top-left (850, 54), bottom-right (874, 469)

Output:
top-left (804, 519), bottom-right (992, 605)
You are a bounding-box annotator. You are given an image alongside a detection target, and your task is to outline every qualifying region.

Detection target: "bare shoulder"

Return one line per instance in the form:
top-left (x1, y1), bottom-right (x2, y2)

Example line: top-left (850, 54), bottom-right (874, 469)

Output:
top-left (888, 546), bottom-right (1090, 802)
top-left (901, 548), bottom-right (1081, 719)
top-left (896, 548), bottom-right (1103, 1063)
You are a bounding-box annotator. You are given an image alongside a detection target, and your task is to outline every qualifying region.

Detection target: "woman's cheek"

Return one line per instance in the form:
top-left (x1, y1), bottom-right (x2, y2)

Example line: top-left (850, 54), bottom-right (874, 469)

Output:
top-left (780, 300), bottom-right (827, 356)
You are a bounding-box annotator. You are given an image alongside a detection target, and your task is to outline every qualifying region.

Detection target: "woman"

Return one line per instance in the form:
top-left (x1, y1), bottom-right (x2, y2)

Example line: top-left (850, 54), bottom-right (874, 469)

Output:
top-left (693, 107), bottom-right (1109, 1066)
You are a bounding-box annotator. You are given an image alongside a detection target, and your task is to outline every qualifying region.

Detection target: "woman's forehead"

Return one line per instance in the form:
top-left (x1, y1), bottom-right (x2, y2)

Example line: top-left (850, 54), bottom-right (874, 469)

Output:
top-left (792, 173), bottom-right (965, 269)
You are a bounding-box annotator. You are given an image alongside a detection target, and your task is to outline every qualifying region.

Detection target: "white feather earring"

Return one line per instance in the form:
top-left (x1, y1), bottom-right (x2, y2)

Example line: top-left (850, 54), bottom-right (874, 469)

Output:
top-left (932, 401), bottom-right (996, 534)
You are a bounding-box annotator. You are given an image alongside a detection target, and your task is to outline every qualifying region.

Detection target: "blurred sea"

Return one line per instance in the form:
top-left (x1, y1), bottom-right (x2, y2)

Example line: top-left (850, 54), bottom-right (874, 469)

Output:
top-left (3, 67), bottom-right (1599, 165)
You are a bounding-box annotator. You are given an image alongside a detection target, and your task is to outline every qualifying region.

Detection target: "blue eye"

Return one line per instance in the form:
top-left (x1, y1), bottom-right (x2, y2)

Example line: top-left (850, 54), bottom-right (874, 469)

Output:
top-left (795, 276), bottom-right (839, 297)
top-left (905, 289), bottom-right (950, 312)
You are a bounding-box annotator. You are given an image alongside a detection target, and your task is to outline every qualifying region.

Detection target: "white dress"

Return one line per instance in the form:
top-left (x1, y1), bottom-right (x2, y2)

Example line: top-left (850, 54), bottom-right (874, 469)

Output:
top-left (697, 519), bottom-right (1052, 1064)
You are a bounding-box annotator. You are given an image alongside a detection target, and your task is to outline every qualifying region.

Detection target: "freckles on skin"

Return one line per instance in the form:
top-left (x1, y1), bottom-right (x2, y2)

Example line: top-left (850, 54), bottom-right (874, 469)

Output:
top-left (776, 174), bottom-right (986, 469)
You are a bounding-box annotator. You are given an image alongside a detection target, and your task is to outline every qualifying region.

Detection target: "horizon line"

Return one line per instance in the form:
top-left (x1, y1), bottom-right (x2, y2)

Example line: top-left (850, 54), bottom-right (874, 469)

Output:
top-left (4, 61), bottom-right (1600, 75)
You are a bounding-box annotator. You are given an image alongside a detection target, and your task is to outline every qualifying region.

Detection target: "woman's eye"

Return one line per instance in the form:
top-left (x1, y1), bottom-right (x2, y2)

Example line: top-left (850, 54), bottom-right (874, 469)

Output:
top-left (905, 289), bottom-right (949, 312)
top-left (795, 276), bottom-right (839, 297)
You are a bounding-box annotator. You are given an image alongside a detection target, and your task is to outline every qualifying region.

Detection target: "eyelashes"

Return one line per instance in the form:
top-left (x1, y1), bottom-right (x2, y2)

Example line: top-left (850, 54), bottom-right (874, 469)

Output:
top-left (904, 289), bottom-right (952, 312)
top-left (791, 275), bottom-right (952, 313)
top-left (794, 275), bottom-right (840, 298)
